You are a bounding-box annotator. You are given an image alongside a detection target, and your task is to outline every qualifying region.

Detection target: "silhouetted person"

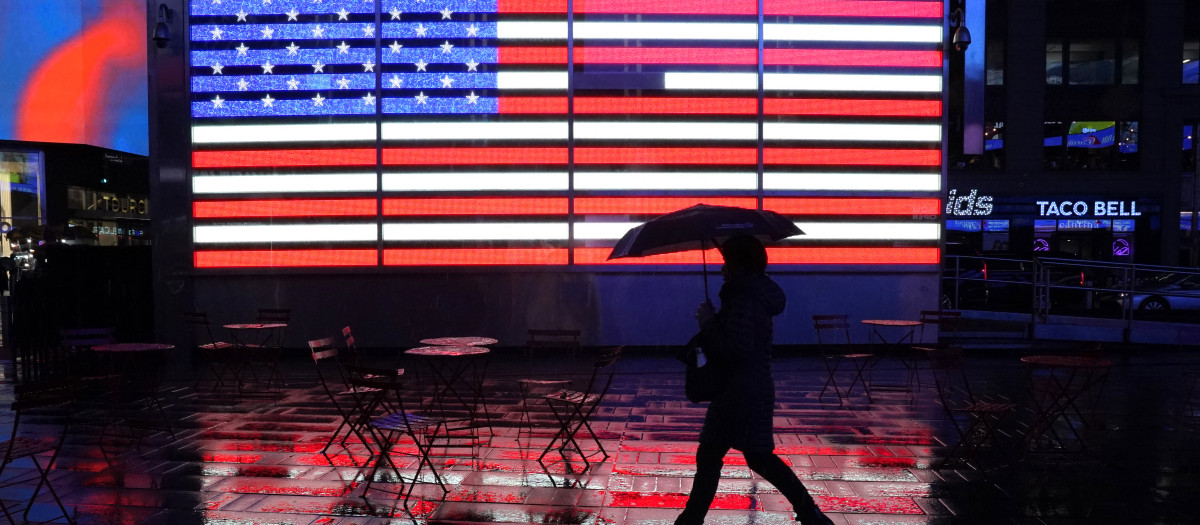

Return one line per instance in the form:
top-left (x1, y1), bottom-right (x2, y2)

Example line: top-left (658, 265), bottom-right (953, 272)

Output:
top-left (676, 235), bottom-right (833, 525)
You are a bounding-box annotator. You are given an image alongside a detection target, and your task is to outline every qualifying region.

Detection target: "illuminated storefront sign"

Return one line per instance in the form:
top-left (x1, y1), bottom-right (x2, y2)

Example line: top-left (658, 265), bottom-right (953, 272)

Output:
top-left (1036, 200), bottom-right (1141, 217)
top-left (945, 188), bottom-right (994, 216)
top-left (67, 186), bottom-right (149, 218)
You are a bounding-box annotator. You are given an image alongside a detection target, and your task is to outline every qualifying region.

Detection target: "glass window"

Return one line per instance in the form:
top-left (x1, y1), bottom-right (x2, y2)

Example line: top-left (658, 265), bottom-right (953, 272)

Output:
top-left (1044, 121), bottom-right (1139, 171)
top-left (0, 150), bottom-right (46, 261)
top-left (986, 38), bottom-right (1004, 85)
top-left (1044, 121), bottom-right (1067, 169)
top-left (1186, 125), bottom-right (1197, 173)
top-left (1069, 39), bottom-right (1116, 85)
top-left (1121, 39), bottom-right (1139, 84)
top-left (1185, 40), bottom-right (1199, 84)
top-left (1047, 40), bottom-right (1064, 84)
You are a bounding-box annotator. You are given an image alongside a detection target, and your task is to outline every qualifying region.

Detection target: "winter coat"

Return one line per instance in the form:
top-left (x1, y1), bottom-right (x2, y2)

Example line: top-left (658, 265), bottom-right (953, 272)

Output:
top-left (695, 272), bottom-right (786, 452)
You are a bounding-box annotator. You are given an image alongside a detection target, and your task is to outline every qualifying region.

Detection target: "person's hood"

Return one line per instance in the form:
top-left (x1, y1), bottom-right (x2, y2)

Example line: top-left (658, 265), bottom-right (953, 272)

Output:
top-left (722, 273), bottom-right (786, 316)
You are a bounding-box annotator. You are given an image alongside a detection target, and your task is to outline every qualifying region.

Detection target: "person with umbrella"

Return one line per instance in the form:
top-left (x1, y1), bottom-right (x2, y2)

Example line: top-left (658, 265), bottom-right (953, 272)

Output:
top-left (674, 235), bottom-right (834, 525)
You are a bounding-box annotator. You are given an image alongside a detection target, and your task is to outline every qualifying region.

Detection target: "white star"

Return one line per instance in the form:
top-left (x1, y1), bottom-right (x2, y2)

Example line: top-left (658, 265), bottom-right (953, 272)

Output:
top-left (415, 23), bottom-right (427, 37)
top-left (261, 94), bottom-right (275, 107)
top-left (465, 24), bottom-right (479, 37)
top-left (261, 26), bottom-right (274, 39)
top-left (389, 41), bottom-right (403, 53)
top-left (211, 95), bottom-right (225, 108)
top-left (261, 0), bottom-right (271, 4)
top-left (312, 93), bottom-right (326, 106)
top-left (287, 77), bottom-right (300, 90)
top-left (337, 8), bottom-right (350, 20)
top-left (363, 61), bottom-right (375, 72)
top-left (440, 7), bottom-right (453, 19)
top-left (388, 74), bottom-right (404, 88)
top-left (439, 75), bottom-right (455, 88)
top-left (286, 42), bottom-right (300, 55)
top-left (312, 61), bottom-right (325, 73)
top-left (362, 93), bottom-right (376, 105)
top-left (261, 61), bottom-right (275, 73)
top-left (414, 92), bottom-right (429, 105)
top-left (415, 59), bottom-right (428, 72)
top-left (209, 27), bottom-right (224, 39)
top-left (440, 41), bottom-right (454, 54)
top-left (337, 41), bottom-right (351, 54)
top-left (312, 25), bottom-right (325, 38)
top-left (465, 59), bottom-right (479, 71)
top-left (211, 62), bottom-right (224, 74)
top-left (212, 0), bottom-right (221, 5)
top-left (235, 10), bottom-right (248, 22)
top-left (235, 43), bottom-right (249, 56)
top-left (337, 76), bottom-right (351, 89)
top-left (465, 91), bottom-right (479, 104)
top-left (286, 9), bottom-right (299, 21)
top-left (236, 78), bottom-right (250, 90)
top-left (389, 8), bottom-right (403, 20)
top-left (362, 25), bottom-right (375, 37)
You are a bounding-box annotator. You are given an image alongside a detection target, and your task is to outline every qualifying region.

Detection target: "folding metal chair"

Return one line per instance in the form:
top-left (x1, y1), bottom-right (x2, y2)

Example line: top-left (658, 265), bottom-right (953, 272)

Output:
top-left (183, 312), bottom-right (237, 390)
top-left (243, 308), bottom-right (291, 390)
top-left (58, 327), bottom-right (116, 383)
top-left (309, 337), bottom-right (373, 457)
top-left (538, 346), bottom-right (622, 474)
top-left (0, 381), bottom-right (76, 525)
top-left (812, 314), bottom-right (873, 404)
top-left (928, 345), bottom-right (1016, 468)
top-left (911, 309), bottom-right (963, 389)
top-left (344, 365), bottom-right (447, 507)
top-left (525, 328), bottom-right (581, 359)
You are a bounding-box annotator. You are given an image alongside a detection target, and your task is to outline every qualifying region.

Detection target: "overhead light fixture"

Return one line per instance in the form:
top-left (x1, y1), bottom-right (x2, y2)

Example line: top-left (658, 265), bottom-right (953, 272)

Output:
top-left (153, 4), bottom-right (174, 48)
top-left (949, 8), bottom-right (971, 52)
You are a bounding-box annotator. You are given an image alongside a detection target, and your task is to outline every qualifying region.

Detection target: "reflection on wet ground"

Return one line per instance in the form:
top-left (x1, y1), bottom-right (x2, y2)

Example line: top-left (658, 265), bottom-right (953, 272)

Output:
top-left (1, 348), bottom-right (1198, 524)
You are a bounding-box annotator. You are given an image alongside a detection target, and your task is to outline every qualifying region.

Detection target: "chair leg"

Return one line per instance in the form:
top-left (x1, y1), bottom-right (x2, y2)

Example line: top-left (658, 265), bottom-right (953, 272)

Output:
top-left (818, 358), bottom-right (844, 404)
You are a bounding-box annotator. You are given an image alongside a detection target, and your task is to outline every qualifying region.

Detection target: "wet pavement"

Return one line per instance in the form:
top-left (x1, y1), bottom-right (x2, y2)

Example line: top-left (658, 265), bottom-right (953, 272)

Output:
top-left (1, 346), bottom-right (1198, 524)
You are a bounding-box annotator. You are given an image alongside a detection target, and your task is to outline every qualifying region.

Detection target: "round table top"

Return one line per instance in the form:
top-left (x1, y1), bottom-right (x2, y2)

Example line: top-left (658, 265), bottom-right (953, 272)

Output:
top-left (419, 336), bottom-right (498, 346)
top-left (223, 323), bottom-right (287, 330)
top-left (861, 319), bottom-right (923, 327)
top-left (1021, 355), bottom-right (1114, 368)
top-left (92, 343), bottom-right (174, 353)
top-left (405, 345), bottom-right (490, 357)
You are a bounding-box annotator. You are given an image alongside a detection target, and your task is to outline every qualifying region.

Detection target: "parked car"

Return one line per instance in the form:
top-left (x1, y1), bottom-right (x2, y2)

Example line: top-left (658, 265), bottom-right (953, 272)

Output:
top-left (1099, 272), bottom-right (1200, 311)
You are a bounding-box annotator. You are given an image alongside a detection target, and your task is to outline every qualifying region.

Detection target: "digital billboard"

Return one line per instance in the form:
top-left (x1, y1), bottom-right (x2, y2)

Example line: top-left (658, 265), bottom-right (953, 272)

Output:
top-left (188, 0), bottom-right (944, 269)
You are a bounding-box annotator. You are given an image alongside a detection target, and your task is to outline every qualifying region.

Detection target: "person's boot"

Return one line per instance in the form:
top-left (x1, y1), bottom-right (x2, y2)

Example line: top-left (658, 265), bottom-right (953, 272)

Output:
top-left (795, 502), bottom-right (835, 525)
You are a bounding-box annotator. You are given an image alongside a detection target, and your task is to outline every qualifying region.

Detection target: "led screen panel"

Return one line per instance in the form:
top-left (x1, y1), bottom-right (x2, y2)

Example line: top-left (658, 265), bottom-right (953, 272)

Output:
top-left (188, 0), bottom-right (944, 268)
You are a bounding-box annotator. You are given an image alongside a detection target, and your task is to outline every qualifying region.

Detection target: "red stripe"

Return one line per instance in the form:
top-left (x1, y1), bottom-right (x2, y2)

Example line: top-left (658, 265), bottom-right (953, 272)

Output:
top-left (193, 199), bottom-right (377, 219)
top-left (383, 248), bottom-right (569, 266)
top-left (764, 98), bottom-right (941, 117)
top-left (574, 197), bottom-right (758, 214)
top-left (382, 197), bottom-right (568, 216)
top-left (193, 149), bottom-right (376, 168)
top-left (498, 47), bottom-right (567, 64)
top-left (764, 148), bottom-right (940, 166)
top-left (764, 0), bottom-right (944, 18)
top-left (195, 250), bottom-right (378, 268)
top-left (575, 247), bottom-right (939, 265)
top-left (578, 47), bottom-right (757, 65)
top-left (764, 49), bottom-right (942, 67)
top-left (764, 197), bottom-right (942, 215)
top-left (575, 247), bottom-right (719, 264)
top-left (383, 147), bottom-right (568, 165)
top-left (497, 97), bottom-right (569, 114)
top-left (575, 97), bottom-right (757, 115)
top-left (576, 147), bottom-right (757, 165)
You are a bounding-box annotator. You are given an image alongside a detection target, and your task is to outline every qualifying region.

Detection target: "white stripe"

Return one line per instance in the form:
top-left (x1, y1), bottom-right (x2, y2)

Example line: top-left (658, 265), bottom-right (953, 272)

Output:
top-left (574, 171), bottom-right (758, 191)
top-left (765, 123), bottom-right (942, 142)
top-left (574, 222), bottom-right (640, 240)
top-left (382, 222), bottom-right (569, 241)
top-left (194, 224), bottom-right (378, 243)
top-left (383, 172), bottom-right (568, 191)
top-left (575, 121), bottom-right (757, 141)
top-left (792, 222), bottom-right (941, 241)
top-left (192, 123), bottom-right (376, 144)
top-left (663, 72), bottom-right (759, 91)
top-left (763, 172), bottom-right (941, 192)
top-left (497, 71), bottom-right (569, 89)
top-left (763, 23), bottom-right (942, 43)
top-left (764, 73), bottom-right (942, 92)
top-left (193, 173), bottom-right (378, 194)
top-left (381, 121), bottom-right (567, 141)
top-left (497, 21), bottom-right (758, 41)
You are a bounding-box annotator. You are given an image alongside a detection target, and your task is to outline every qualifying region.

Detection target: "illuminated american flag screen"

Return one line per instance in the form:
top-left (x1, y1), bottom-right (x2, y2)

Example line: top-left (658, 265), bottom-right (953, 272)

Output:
top-left (188, 0), bottom-right (943, 268)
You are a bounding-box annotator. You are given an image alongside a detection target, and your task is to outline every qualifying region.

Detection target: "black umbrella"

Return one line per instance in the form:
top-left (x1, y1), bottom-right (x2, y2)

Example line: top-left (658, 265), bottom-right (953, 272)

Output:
top-left (607, 204), bottom-right (803, 301)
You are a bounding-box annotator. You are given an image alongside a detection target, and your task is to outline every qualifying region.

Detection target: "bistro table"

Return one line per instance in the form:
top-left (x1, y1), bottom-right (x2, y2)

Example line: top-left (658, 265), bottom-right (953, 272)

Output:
top-left (404, 345), bottom-right (492, 433)
top-left (91, 343), bottom-right (176, 441)
top-left (420, 336), bottom-right (498, 347)
top-left (223, 323), bottom-right (287, 392)
top-left (1020, 355), bottom-right (1113, 454)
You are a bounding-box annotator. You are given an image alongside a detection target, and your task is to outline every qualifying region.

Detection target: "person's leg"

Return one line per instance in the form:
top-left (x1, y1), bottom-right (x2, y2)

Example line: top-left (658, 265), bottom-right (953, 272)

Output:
top-left (743, 450), bottom-right (833, 524)
top-left (674, 440), bottom-right (730, 525)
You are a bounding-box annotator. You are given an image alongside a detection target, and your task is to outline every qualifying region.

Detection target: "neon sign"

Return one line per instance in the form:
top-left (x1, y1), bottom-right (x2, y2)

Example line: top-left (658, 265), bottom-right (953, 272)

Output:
top-left (1036, 200), bottom-right (1141, 217)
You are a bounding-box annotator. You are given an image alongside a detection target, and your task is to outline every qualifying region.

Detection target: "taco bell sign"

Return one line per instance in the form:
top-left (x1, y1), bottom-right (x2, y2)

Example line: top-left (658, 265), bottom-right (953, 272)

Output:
top-left (1037, 200), bottom-right (1141, 217)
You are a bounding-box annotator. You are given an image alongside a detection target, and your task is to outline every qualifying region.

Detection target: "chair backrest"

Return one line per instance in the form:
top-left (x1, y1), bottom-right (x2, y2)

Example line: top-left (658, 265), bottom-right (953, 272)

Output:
top-left (309, 337), bottom-right (338, 363)
top-left (812, 314), bottom-right (851, 354)
top-left (341, 326), bottom-right (362, 364)
top-left (527, 329), bottom-right (581, 353)
top-left (183, 311), bottom-right (222, 348)
top-left (919, 309), bottom-right (962, 343)
top-left (578, 346), bottom-right (623, 400)
top-left (59, 327), bottom-right (116, 350)
top-left (256, 308), bottom-right (291, 323)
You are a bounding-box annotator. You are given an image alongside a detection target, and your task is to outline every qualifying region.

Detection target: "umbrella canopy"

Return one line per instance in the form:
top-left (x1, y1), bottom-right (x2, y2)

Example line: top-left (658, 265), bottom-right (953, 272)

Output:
top-left (607, 204), bottom-right (802, 260)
